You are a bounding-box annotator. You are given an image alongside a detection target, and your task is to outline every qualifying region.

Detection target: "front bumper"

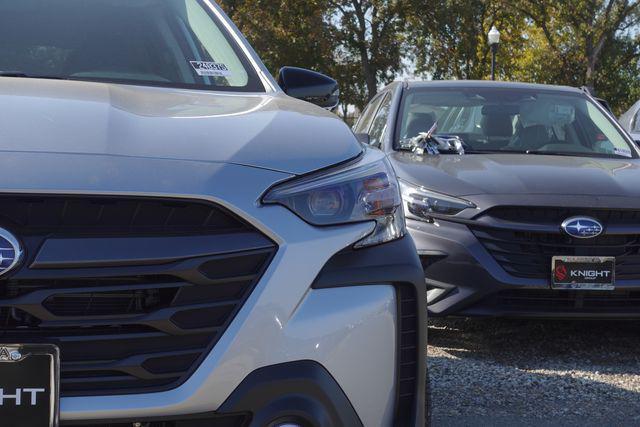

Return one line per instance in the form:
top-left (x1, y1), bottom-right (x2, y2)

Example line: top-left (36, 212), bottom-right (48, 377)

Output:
top-left (412, 215), bottom-right (640, 319)
top-left (0, 153), bottom-right (426, 426)
top-left (60, 236), bottom-right (426, 427)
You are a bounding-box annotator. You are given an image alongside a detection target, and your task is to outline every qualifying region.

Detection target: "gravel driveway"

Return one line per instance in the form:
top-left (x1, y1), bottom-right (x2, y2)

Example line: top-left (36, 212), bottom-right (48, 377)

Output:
top-left (428, 318), bottom-right (640, 426)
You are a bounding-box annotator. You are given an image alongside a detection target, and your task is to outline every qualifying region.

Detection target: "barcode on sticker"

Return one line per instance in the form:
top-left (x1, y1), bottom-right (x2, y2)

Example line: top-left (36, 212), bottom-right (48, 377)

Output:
top-left (190, 61), bottom-right (231, 77)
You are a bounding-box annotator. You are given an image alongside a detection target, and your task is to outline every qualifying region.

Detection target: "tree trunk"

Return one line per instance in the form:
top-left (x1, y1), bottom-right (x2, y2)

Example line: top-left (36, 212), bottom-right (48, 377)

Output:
top-left (361, 54), bottom-right (378, 101)
top-left (352, 0), bottom-right (378, 100)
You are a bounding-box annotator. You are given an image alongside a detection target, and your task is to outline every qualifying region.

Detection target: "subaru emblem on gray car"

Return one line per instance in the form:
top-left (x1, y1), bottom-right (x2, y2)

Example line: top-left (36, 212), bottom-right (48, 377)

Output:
top-left (561, 217), bottom-right (604, 239)
top-left (0, 227), bottom-right (22, 277)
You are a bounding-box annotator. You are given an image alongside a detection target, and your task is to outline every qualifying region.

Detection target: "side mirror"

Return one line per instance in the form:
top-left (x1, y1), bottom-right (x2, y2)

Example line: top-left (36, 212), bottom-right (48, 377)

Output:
top-left (277, 66), bottom-right (339, 110)
top-left (354, 133), bottom-right (370, 145)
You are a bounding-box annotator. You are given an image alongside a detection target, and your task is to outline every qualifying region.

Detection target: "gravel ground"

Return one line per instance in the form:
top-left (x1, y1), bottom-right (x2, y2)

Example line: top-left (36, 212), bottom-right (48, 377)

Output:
top-left (428, 318), bottom-right (640, 426)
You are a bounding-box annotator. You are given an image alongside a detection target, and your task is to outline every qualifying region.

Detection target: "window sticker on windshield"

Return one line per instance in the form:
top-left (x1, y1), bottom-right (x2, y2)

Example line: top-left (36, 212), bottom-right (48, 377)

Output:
top-left (190, 61), bottom-right (232, 77)
top-left (614, 147), bottom-right (632, 158)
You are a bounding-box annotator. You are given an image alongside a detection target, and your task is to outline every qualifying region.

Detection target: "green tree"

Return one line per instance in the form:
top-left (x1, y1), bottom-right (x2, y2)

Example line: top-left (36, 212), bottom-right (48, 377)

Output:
top-left (407, 0), bottom-right (527, 80)
top-left (219, 0), bottom-right (335, 75)
top-left (329, 0), bottom-right (409, 103)
top-left (508, 0), bottom-right (640, 85)
top-left (593, 36), bottom-right (640, 114)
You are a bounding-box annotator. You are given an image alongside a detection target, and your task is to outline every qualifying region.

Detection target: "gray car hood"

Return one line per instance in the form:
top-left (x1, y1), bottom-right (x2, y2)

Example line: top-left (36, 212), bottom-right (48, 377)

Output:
top-left (391, 151), bottom-right (640, 197)
top-left (0, 78), bottom-right (361, 175)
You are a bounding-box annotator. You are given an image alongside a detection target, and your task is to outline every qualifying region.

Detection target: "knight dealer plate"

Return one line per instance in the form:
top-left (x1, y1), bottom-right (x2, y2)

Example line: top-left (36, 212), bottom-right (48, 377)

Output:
top-left (0, 344), bottom-right (60, 427)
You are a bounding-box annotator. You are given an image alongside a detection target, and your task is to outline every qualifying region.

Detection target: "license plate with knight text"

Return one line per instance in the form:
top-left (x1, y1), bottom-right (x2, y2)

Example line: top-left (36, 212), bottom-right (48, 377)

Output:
top-left (552, 256), bottom-right (615, 290)
top-left (0, 344), bottom-right (60, 427)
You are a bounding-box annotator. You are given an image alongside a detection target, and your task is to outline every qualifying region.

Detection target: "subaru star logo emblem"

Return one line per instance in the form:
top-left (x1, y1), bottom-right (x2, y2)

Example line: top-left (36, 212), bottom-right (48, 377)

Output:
top-left (0, 228), bottom-right (23, 277)
top-left (561, 217), bottom-right (604, 239)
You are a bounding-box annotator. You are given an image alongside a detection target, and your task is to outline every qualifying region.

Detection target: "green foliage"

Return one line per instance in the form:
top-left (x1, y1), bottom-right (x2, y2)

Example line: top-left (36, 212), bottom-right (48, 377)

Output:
top-left (408, 0), bottom-right (528, 80)
top-left (593, 36), bottom-right (640, 115)
top-left (329, 0), bottom-right (408, 103)
top-left (221, 0), bottom-right (640, 116)
top-left (219, 0), bottom-right (335, 74)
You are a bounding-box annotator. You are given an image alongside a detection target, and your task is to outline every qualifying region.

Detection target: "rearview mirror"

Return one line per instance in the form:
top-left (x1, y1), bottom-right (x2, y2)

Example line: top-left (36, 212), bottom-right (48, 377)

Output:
top-left (277, 66), bottom-right (340, 110)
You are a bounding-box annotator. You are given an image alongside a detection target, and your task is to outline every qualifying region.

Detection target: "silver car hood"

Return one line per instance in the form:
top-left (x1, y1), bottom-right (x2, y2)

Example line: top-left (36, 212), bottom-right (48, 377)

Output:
top-left (0, 78), bottom-right (361, 175)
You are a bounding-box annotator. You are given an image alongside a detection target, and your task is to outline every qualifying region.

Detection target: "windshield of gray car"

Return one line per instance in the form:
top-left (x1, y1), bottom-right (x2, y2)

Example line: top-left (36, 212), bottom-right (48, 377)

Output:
top-left (0, 0), bottom-right (264, 92)
top-left (395, 87), bottom-right (637, 159)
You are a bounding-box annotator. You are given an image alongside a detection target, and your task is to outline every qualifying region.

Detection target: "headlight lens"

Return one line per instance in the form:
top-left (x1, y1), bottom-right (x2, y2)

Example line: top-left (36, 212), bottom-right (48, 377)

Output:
top-left (263, 156), bottom-right (405, 248)
top-left (399, 179), bottom-right (476, 222)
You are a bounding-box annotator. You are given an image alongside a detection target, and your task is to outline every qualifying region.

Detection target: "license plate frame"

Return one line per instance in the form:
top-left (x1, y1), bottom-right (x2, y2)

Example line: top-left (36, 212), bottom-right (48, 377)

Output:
top-left (551, 256), bottom-right (615, 290)
top-left (0, 344), bottom-right (60, 427)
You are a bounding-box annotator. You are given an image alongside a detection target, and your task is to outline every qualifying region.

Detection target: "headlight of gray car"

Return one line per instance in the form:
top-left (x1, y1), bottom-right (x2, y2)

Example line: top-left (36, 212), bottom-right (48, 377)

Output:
top-left (399, 179), bottom-right (476, 222)
top-left (263, 155), bottom-right (405, 248)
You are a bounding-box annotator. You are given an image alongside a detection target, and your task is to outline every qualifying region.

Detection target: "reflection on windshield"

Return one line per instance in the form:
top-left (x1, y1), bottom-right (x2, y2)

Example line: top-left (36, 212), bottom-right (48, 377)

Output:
top-left (396, 88), bottom-right (634, 159)
top-left (0, 0), bottom-right (264, 92)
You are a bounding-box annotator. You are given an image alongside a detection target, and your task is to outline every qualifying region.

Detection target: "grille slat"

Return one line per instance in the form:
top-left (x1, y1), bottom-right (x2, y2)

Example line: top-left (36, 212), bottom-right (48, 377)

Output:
top-left (472, 207), bottom-right (640, 280)
top-left (0, 195), bottom-right (276, 396)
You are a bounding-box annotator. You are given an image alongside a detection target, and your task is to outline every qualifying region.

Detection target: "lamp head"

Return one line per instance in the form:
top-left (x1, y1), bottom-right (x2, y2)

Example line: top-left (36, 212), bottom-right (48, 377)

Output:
top-left (488, 26), bottom-right (501, 46)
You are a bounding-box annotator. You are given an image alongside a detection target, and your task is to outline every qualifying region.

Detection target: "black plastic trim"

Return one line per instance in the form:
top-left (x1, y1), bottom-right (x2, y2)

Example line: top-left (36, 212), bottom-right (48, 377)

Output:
top-left (61, 411), bottom-right (251, 426)
top-left (219, 360), bottom-right (362, 427)
top-left (313, 236), bottom-right (426, 289)
top-left (32, 232), bottom-right (273, 269)
top-left (312, 236), bottom-right (427, 427)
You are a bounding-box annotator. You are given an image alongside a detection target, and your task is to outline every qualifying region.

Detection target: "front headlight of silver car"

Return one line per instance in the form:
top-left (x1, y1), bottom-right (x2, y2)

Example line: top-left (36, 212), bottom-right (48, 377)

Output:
top-left (399, 179), bottom-right (476, 222)
top-left (263, 154), bottom-right (405, 248)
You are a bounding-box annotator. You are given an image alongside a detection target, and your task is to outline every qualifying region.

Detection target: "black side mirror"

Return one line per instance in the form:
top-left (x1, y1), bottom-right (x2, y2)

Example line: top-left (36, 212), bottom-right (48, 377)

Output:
top-left (277, 66), bottom-right (339, 110)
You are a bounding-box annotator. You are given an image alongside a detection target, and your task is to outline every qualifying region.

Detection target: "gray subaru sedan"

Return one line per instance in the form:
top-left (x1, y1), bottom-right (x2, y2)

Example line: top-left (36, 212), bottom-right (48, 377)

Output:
top-left (0, 1), bottom-right (427, 426)
top-left (355, 80), bottom-right (640, 318)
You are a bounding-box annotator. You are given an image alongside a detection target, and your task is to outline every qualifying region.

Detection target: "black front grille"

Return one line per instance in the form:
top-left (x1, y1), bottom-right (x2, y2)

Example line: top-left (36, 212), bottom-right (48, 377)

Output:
top-left (488, 289), bottom-right (640, 313)
top-left (471, 207), bottom-right (640, 280)
top-left (0, 195), bottom-right (276, 397)
top-left (485, 206), bottom-right (640, 225)
top-left (471, 226), bottom-right (640, 279)
top-left (0, 194), bottom-right (245, 235)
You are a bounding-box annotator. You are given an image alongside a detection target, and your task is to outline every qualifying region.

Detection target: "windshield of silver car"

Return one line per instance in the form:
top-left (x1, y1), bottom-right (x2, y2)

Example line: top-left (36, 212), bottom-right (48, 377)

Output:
top-left (396, 88), bottom-right (636, 159)
top-left (0, 0), bottom-right (264, 92)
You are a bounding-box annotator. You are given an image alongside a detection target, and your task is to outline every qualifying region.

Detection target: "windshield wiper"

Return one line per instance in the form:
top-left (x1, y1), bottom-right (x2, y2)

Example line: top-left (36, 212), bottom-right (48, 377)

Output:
top-left (524, 150), bottom-right (630, 159)
top-left (0, 71), bottom-right (67, 80)
top-left (525, 150), bottom-right (577, 156)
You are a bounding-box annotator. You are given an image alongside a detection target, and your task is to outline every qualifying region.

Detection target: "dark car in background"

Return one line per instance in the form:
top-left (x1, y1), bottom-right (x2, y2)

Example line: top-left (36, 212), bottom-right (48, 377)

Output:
top-left (355, 80), bottom-right (640, 318)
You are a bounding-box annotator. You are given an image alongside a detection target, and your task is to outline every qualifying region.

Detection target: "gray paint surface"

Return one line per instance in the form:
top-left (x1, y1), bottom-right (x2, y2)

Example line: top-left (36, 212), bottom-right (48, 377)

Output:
top-left (0, 78), bottom-right (361, 175)
top-left (391, 151), bottom-right (640, 197)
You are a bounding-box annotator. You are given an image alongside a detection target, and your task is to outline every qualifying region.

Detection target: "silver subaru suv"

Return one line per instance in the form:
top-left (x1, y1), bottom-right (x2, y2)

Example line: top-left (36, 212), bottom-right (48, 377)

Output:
top-left (0, 1), bottom-right (427, 426)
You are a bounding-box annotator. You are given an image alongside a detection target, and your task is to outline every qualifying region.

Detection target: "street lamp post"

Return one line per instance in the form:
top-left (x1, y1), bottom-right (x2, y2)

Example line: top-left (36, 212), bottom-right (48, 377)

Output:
top-left (488, 26), bottom-right (500, 81)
